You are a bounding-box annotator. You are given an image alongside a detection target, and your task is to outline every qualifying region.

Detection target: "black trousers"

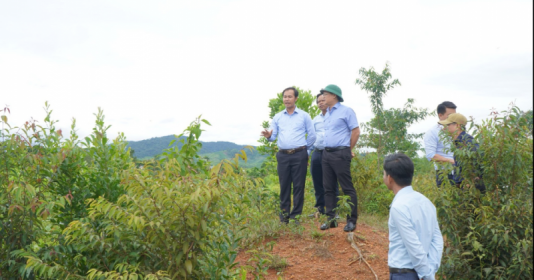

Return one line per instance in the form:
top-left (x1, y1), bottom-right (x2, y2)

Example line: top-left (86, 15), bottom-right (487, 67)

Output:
top-left (310, 150), bottom-right (339, 213)
top-left (322, 148), bottom-right (358, 224)
top-left (276, 149), bottom-right (308, 221)
top-left (389, 272), bottom-right (418, 280)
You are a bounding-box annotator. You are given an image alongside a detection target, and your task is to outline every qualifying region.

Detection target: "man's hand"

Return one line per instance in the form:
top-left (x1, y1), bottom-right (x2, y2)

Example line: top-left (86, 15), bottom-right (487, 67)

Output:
top-left (260, 128), bottom-right (273, 139)
top-left (351, 151), bottom-right (355, 158)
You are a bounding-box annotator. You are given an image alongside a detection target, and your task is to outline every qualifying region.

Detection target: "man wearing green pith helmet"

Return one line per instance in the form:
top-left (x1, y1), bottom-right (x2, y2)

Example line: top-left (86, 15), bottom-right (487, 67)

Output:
top-left (319, 84), bottom-right (361, 232)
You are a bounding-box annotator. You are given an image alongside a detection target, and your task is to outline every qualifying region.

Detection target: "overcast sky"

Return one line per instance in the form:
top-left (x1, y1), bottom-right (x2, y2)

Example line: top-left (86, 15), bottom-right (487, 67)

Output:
top-left (1, 0), bottom-right (532, 146)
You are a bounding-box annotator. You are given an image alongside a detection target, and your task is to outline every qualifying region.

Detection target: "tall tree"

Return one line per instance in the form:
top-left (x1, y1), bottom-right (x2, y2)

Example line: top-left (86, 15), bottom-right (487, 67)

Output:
top-left (355, 63), bottom-right (431, 161)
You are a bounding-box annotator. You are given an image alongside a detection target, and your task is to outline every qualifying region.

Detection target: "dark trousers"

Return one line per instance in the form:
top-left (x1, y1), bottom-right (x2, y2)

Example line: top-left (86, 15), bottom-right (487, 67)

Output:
top-left (389, 272), bottom-right (419, 280)
top-left (322, 148), bottom-right (358, 224)
top-left (276, 149), bottom-right (308, 221)
top-left (436, 170), bottom-right (454, 188)
top-left (310, 150), bottom-right (338, 213)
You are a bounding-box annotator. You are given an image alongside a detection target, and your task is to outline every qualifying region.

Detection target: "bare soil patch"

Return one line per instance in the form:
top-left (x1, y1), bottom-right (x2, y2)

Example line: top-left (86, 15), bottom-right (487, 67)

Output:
top-left (236, 220), bottom-right (391, 279)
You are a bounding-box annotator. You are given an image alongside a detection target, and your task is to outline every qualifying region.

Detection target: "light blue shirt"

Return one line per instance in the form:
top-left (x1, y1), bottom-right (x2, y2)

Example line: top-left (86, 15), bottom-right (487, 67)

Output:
top-left (324, 102), bottom-right (359, 148)
top-left (423, 124), bottom-right (454, 170)
top-left (312, 113), bottom-right (325, 150)
top-left (268, 107), bottom-right (316, 153)
top-left (388, 186), bottom-right (444, 280)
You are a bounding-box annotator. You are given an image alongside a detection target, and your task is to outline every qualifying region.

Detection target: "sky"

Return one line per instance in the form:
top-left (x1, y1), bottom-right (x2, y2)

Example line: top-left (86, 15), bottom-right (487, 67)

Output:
top-left (1, 0), bottom-right (532, 146)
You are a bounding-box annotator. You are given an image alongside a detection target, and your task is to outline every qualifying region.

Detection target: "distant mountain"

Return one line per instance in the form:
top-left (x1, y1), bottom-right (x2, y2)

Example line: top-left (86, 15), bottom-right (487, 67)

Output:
top-left (126, 135), bottom-right (266, 168)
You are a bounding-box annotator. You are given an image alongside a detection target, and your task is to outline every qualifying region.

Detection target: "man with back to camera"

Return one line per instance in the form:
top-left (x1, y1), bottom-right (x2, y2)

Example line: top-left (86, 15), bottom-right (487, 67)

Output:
top-left (438, 113), bottom-right (486, 193)
top-left (424, 101), bottom-right (457, 187)
top-left (318, 84), bottom-right (360, 232)
top-left (261, 87), bottom-right (316, 224)
top-left (309, 92), bottom-right (340, 217)
top-left (384, 153), bottom-right (443, 280)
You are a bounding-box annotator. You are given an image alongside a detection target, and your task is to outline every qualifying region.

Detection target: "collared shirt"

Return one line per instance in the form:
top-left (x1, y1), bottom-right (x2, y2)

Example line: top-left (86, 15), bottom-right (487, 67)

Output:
top-left (423, 124), bottom-right (454, 170)
top-left (388, 186), bottom-right (444, 280)
top-left (324, 102), bottom-right (359, 148)
top-left (312, 113), bottom-right (326, 150)
top-left (268, 107), bottom-right (316, 153)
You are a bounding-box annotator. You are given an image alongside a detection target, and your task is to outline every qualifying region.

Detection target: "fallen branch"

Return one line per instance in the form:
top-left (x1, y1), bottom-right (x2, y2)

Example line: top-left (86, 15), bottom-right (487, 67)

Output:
top-left (346, 232), bottom-right (378, 280)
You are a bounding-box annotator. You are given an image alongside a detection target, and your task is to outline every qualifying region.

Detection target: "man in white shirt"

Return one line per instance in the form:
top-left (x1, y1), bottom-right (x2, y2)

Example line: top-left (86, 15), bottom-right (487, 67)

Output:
top-left (384, 153), bottom-right (443, 280)
top-left (423, 101), bottom-right (456, 187)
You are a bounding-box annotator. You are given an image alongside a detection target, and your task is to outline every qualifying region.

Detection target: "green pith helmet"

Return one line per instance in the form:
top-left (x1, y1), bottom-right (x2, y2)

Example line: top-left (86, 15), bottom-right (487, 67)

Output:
top-left (320, 84), bottom-right (343, 102)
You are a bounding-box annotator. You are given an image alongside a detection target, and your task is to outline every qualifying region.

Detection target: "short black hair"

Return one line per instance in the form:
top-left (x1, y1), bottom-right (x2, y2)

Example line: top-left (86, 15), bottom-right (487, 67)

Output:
top-left (383, 153), bottom-right (414, 187)
top-left (437, 101), bottom-right (457, 115)
top-left (316, 92), bottom-right (323, 103)
top-left (282, 87), bottom-right (299, 98)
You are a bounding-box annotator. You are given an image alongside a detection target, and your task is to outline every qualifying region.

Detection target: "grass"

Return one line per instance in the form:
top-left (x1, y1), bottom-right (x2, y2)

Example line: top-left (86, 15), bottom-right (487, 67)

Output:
top-left (358, 213), bottom-right (389, 232)
top-left (366, 253), bottom-right (379, 260)
top-left (267, 254), bottom-right (289, 271)
top-left (310, 230), bottom-right (326, 241)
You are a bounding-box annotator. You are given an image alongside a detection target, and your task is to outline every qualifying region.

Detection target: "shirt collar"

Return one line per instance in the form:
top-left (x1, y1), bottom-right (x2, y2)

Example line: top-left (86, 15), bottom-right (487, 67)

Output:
top-left (327, 102), bottom-right (341, 113)
top-left (284, 107), bottom-right (299, 114)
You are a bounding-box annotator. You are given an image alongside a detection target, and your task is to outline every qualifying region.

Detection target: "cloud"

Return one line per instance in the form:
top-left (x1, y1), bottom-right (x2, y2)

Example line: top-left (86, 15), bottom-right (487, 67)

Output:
top-left (0, 0), bottom-right (532, 146)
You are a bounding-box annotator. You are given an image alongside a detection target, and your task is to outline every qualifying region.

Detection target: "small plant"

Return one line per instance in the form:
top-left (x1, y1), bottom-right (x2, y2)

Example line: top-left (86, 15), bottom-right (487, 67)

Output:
top-left (267, 254), bottom-right (288, 272)
top-left (310, 230), bottom-right (326, 241)
top-left (287, 218), bottom-right (305, 236)
top-left (244, 249), bottom-right (272, 280)
top-left (367, 253), bottom-right (379, 260)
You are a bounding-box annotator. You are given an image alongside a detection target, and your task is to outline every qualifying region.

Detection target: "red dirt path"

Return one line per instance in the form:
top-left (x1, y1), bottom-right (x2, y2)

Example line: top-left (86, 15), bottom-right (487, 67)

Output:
top-left (236, 220), bottom-right (391, 280)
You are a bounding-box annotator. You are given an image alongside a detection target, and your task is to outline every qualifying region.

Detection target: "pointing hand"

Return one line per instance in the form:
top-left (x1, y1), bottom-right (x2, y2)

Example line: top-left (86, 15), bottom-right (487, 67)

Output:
top-left (261, 129), bottom-right (273, 139)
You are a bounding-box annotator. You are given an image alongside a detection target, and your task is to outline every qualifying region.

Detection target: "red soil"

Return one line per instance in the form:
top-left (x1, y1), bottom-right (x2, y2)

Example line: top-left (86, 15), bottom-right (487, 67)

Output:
top-left (236, 220), bottom-right (391, 280)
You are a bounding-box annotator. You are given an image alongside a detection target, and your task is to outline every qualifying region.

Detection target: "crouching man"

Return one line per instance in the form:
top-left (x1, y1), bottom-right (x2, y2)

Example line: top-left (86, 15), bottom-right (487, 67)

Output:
top-left (384, 153), bottom-right (444, 280)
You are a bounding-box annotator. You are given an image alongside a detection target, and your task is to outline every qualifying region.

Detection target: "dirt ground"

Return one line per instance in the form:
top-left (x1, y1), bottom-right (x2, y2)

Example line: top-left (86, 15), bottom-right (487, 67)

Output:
top-left (236, 220), bottom-right (391, 280)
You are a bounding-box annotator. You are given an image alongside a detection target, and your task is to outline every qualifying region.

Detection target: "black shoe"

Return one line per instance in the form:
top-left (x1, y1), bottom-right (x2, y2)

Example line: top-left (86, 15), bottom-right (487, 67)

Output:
top-left (320, 220), bottom-right (338, 230)
top-left (289, 219), bottom-right (300, 226)
top-left (344, 221), bottom-right (356, 232)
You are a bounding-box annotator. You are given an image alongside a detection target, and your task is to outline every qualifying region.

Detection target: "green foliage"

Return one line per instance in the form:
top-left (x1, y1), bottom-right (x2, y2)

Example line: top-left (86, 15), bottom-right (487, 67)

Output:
top-left (1, 104), bottom-right (285, 279)
top-left (436, 105), bottom-right (533, 279)
top-left (355, 63), bottom-right (431, 159)
top-left (351, 152), bottom-right (394, 217)
top-left (0, 103), bottom-right (132, 279)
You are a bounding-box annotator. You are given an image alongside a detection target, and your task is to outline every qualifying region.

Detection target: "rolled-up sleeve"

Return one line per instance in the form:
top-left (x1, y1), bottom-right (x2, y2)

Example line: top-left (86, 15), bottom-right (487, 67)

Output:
top-left (424, 128), bottom-right (437, 161)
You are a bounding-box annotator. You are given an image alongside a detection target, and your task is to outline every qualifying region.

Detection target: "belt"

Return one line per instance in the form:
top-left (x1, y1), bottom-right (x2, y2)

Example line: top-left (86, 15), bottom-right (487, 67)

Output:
top-left (324, 146), bottom-right (349, 152)
top-left (389, 267), bottom-right (416, 274)
top-left (279, 146), bottom-right (306, 155)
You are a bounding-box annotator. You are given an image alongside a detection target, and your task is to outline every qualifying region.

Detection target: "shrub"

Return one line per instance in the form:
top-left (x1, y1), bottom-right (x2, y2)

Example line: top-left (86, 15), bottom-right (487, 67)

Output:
top-left (436, 106), bottom-right (533, 279)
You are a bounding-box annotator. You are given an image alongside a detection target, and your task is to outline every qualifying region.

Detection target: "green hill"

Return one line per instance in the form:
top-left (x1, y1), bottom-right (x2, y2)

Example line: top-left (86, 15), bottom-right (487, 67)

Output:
top-left (126, 135), bottom-right (266, 168)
